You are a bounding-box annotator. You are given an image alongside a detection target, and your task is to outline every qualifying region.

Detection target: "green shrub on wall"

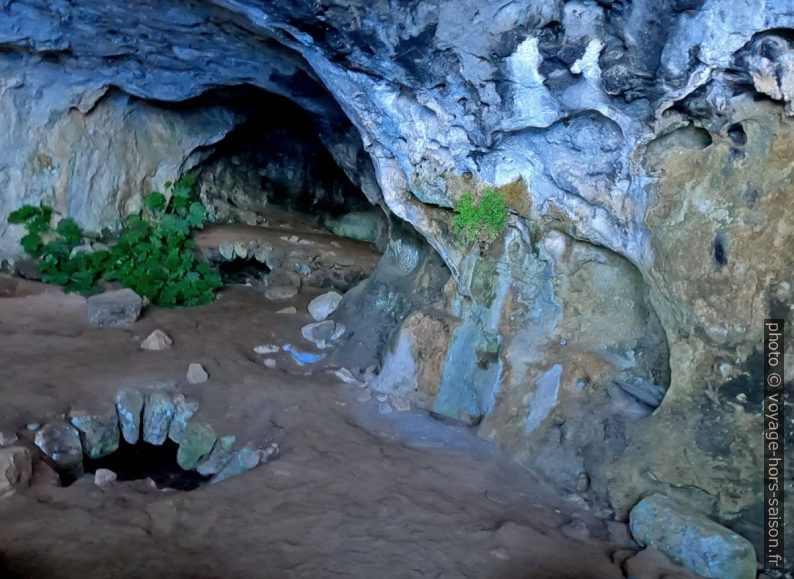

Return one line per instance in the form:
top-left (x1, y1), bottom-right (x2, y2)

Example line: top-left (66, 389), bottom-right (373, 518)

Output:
top-left (452, 188), bottom-right (508, 244)
top-left (8, 174), bottom-right (222, 306)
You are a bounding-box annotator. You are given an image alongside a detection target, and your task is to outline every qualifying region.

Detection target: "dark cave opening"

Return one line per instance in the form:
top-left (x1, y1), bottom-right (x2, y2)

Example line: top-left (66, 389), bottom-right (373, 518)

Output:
top-left (189, 87), bottom-right (381, 240)
top-left (218, 256), bottom-right (271, 285)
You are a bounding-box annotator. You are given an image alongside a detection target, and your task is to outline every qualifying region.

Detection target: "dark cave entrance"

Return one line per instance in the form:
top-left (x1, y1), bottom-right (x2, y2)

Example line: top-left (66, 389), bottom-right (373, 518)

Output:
top-left (166, 86), bottom-right (388, 292)
top-left (190, 87), bottom-right (384, 245)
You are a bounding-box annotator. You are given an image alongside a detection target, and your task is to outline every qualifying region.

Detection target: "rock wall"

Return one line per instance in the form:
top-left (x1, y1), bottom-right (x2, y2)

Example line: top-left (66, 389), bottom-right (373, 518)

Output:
top-left (1, 0), bottom-right (793, 552)
top-left (0, 71), bottom-right (237, 260)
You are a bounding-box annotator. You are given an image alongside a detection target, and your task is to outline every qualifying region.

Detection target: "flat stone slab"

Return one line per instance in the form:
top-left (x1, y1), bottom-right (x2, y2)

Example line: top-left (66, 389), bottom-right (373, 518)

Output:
top-left (176, 423), bottom-right (217, 470)
top-left (168, 395), bottom-right (199, 444)
top-left (115, 389), bottom-right (144, 444)
top-left (142, 391), bottom-right (175, 445)
top-left (630, 493), bottom-right (757, 579)
top-left (86, 289), bottom-right (142, 327)
top-left (196, 435), bottom-right (236, 476)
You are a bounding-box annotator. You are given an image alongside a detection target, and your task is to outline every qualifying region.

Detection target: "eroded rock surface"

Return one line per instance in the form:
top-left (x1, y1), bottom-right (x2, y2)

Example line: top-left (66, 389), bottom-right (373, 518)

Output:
top-left (0, 0), bottom-right (791, 560)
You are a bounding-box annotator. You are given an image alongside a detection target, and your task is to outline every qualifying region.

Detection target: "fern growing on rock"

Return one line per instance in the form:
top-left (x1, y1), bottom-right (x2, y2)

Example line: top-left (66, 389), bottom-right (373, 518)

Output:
top-left (452, 188), bottom-right (508, 244)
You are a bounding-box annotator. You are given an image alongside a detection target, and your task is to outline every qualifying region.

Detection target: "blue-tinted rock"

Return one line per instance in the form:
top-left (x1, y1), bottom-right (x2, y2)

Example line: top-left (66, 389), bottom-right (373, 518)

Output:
top-left (34, 422), bottom-right (83, 472)
top-left (196, 435), bottom-right (236, 476)
top-left (630, 494), bottom-right (757, 579)
top-left (210, 442), bottom-right (279, 484)
top-left (176, 422), bottom-right (216, 470)
top-left (70, 406), bottom-right (120, 459)
top-left (142, 391), bottom-right (175, 445)
top-left (114, 389), bottom-right (144, 444)
top-left (168, 394), bottom-right (199, 444)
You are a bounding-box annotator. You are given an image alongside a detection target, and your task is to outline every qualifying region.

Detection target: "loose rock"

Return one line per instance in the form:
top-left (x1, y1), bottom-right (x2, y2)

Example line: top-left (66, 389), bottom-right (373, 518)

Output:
top-left (253, 344), bottom-right (280, 354)
top-left (186, 363), bottom-right (209, 384)
top-left (86, 289), bottom-right (143, 327)
top-left (115, 389), bottom-right (144, 444)
top-left (264, 285), bottom-right (299, 300)
top-left (263, 359), bottom-right (277, 369)
top-left (35, 422), bottom-right (83, 471)
top-left (307, 291), bottom-right (343, 321)
top-left (355, 389), bottom-right (372, 403)
top-left (276, 306), bottom-right (297, 314)
top-left (142, 391), bottom-right (175, 445)
top-left (140, 329), bottom-right (173, 351)
top-left (176, 423), bottom-right (217, 470)
top-left (377, 402), bottom-right (393, 415)
top-left (630, 493), bottom-right (756, 579)
top-left (94, 468), bottom-right (117, 487)
top-left (301, 320), bottom-right (335, 346)
top-left (0, 446), bottom-right (32, 499)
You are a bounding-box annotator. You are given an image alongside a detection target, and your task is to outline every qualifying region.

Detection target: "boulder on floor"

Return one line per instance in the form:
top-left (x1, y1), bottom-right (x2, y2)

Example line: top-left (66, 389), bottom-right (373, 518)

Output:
top-left (629, 494), bottom-right (757, 579)
top-left (308, 291), bottom-right (343, 321)
top-left (86, 289), bottom-right (143, 327)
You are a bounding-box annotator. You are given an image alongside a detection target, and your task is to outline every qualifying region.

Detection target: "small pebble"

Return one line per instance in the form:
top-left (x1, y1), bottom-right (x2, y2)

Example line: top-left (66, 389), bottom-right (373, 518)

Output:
top-left (26, 423), bottom-right (41, 432)
top-left (94, 468), bottom-right (117, 487)
top-left (355, 389), bottom-right (372, 403)
top-left (254, 344), bottom-right (280, 354)
top-left (375, 393), bottom-right (388, 403)
top-left (377, 402), bottom-right (392, 415)
top-left (263, 359), bottom-right (277, 369)
top-left (186, 363), bottom-right (209, 384)
top-left (276, 306), bottom-right (297, 314)
top-left (140, 329), bottom-right (173, 351)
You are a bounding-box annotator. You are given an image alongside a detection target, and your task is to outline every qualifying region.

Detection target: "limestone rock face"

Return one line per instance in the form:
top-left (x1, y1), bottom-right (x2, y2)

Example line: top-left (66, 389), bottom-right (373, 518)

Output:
top-left (1, 0), bottom-right (792, 555)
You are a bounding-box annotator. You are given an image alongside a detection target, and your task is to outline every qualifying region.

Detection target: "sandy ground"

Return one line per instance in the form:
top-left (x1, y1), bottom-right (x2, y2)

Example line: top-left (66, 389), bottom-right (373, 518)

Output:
top-left (0, 274), bottom-right (683, 578)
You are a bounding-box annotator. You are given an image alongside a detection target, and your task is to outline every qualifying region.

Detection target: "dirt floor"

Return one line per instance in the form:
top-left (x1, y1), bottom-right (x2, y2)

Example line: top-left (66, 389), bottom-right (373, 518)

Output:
top-left (0, 274), bottom-right (692, 578)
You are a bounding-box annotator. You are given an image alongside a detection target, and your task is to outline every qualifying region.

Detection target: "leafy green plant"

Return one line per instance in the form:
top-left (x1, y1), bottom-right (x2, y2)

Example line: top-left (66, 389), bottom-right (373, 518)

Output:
top-left (8, 174), bottom-right (222, 306)
top-left (452, 188), bottom-right (508, 244)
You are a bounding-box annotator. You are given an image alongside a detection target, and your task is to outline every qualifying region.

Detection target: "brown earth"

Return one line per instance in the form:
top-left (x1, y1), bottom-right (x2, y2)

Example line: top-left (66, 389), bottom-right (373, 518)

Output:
top-left (0, 274), bottom-right (692, 578)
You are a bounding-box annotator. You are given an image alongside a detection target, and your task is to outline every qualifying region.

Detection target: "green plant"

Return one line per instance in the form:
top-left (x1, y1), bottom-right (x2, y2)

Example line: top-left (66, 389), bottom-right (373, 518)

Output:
top-left (8, 174), bottom-right (222, 306)
top-left (452, 188), bottom-right (508, 244)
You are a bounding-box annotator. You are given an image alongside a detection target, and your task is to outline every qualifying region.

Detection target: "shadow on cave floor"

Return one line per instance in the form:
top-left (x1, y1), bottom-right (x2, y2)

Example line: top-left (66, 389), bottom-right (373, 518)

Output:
top-left (0, 276), bottom-right (659, 579)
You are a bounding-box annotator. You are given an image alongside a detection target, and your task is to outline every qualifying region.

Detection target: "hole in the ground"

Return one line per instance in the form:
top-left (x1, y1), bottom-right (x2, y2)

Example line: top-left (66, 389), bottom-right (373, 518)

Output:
top-left (59, 439), bottom-right (210, 491)
top-left (218, 257), bottom-right (271, 284)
